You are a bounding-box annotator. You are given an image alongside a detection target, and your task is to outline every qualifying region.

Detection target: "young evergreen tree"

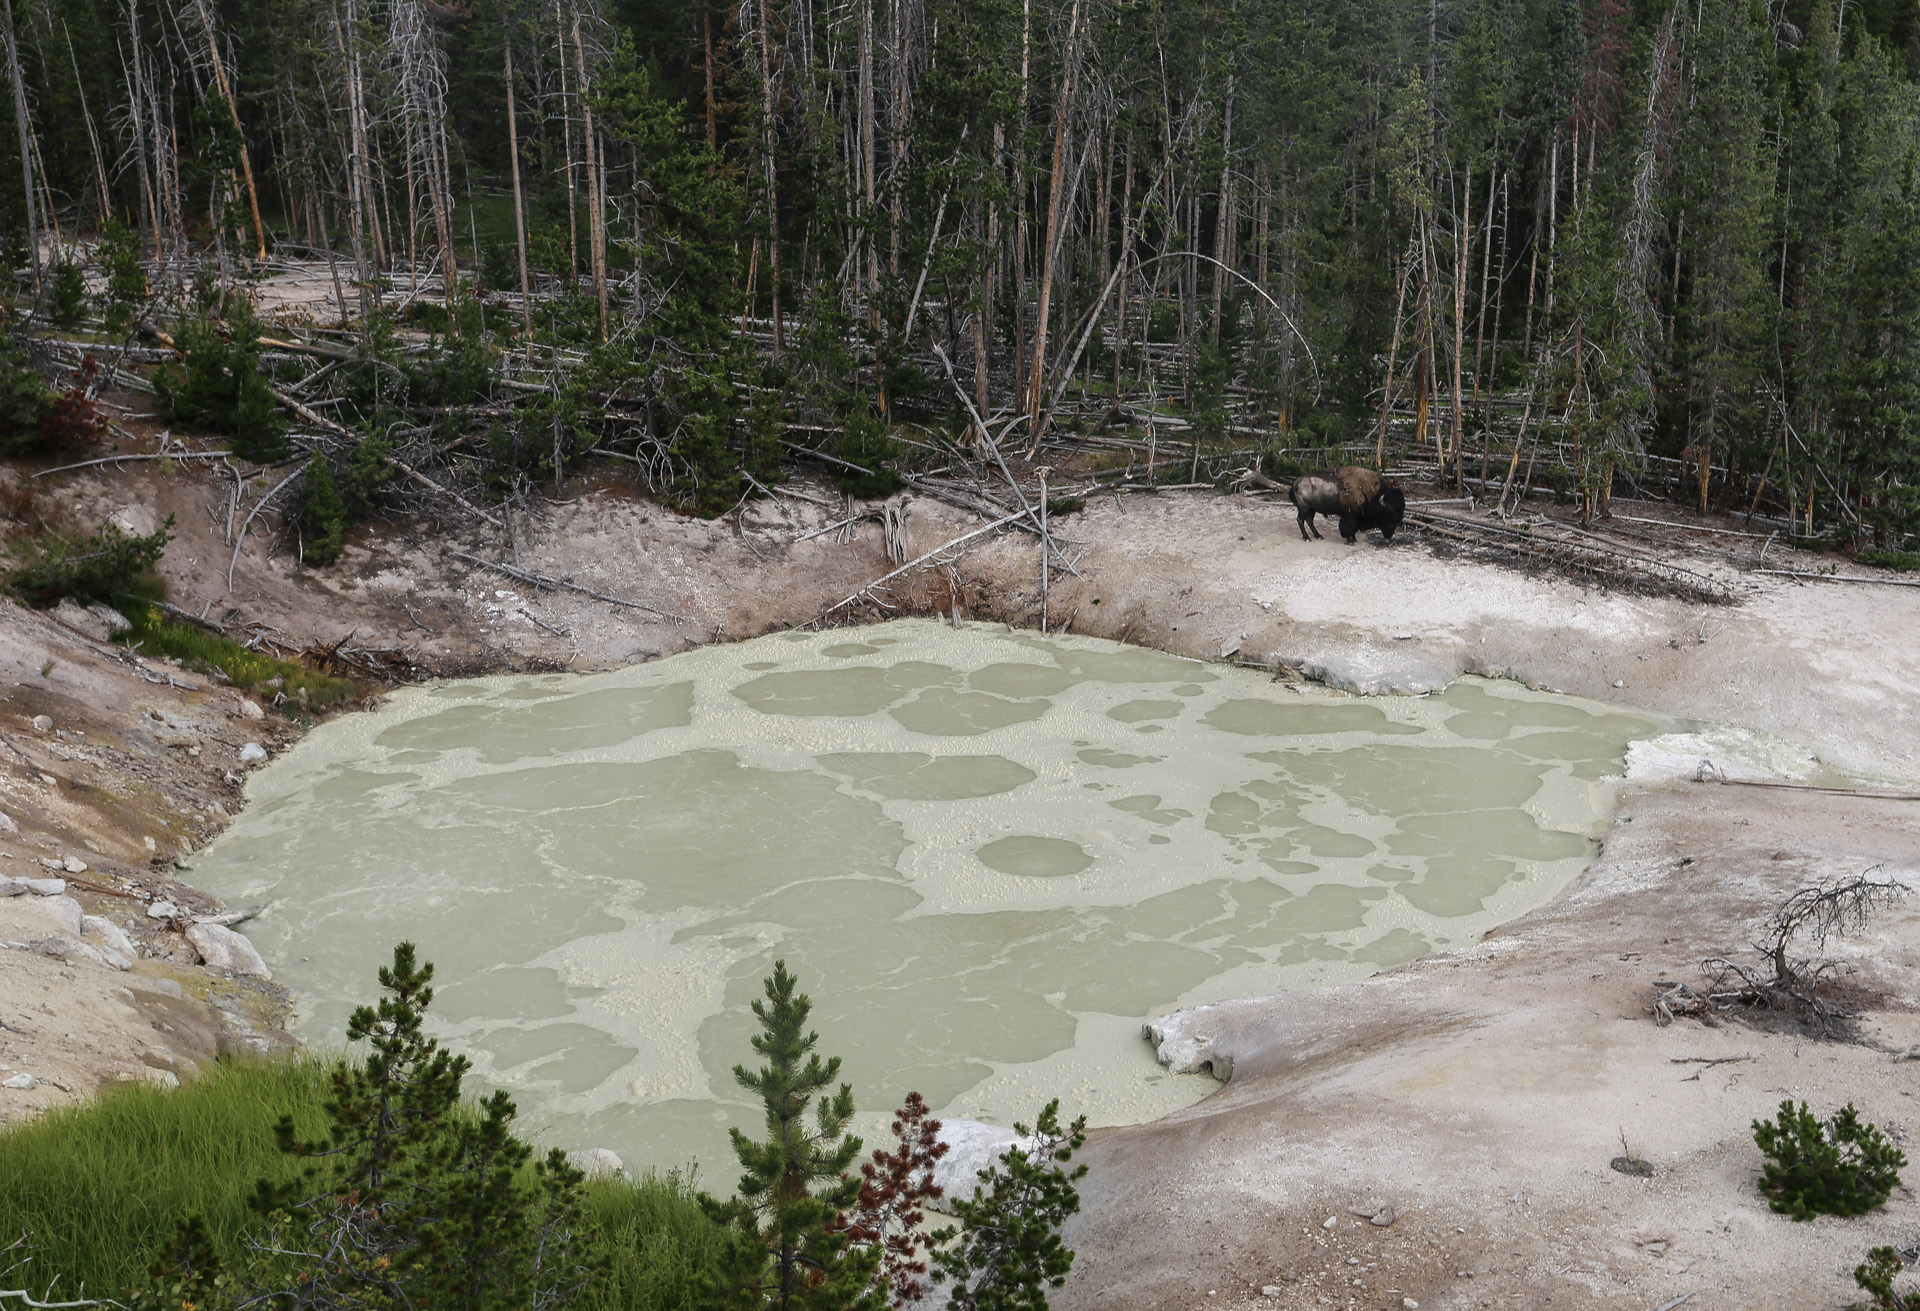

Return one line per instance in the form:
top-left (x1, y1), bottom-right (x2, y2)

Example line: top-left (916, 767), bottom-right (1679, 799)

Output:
top-left (705, 961), bottom-right (885, 1311)
top-left (136, 943), bottom-right (601, 1311)
top-left (931, 1099), bottom-right (1088, 1311)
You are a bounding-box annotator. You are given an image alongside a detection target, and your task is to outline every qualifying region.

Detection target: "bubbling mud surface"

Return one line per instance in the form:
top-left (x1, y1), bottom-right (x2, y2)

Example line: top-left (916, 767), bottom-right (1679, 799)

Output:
top-left (193, 621), bottom-right (1657, 1175)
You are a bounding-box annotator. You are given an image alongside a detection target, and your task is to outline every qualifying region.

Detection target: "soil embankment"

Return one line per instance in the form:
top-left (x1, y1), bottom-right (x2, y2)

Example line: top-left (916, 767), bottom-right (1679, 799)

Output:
top-left (3, 440), bottom-right (1917, 1309)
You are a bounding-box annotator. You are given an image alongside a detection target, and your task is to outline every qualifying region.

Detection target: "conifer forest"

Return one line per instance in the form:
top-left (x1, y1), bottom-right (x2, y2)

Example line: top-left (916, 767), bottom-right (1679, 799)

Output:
top-left (3, 0), bottom-right (1919, 547)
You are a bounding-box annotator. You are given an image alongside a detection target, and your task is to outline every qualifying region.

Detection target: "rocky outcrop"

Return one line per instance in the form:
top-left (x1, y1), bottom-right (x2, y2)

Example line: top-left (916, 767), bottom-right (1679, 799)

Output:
top-left (185, 922), bottom-right (273, 979)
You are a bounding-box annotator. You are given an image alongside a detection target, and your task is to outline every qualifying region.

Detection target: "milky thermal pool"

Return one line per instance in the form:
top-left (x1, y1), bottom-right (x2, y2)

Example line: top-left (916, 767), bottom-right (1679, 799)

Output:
top-left (192, 620), bottom-right (1657, 1175)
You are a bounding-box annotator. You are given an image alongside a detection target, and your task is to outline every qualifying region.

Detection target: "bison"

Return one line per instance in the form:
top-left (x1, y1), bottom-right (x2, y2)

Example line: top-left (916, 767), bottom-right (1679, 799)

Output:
top-left (1288, 466), bottom-right (1406, 544)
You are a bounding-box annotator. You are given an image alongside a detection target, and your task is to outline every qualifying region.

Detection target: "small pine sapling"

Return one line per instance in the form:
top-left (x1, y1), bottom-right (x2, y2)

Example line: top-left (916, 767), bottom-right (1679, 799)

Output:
top-left (932, 1099), bottom-right (1088, 1311)
top-left (1753, 1099), bottom-right (1906, 1220)
top-left (0, 345), bottom-right (58, 453)
top-left (47, 256), bottom-right (86, 328)
top-left (707, 960), bottom-right (885, 1311)
top-left (845, 1091), bottom-right (949, 1308)
top-left (98, 216), bottom-right (148, 336)
top-left (300, 456), bottom-right (348, 566)
top-left (1857, 1246), bottom-right (1920, 1310)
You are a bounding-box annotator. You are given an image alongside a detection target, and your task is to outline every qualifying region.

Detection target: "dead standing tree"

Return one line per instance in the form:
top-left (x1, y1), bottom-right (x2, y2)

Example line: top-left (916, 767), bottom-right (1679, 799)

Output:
top-left (1703, 869), bottom-right (1911, 1034)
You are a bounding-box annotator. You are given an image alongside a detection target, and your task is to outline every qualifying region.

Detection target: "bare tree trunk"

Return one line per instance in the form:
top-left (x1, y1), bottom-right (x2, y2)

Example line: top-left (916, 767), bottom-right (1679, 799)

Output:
top-left (63, 23), bottom-right (111, 224)
top-left (703, 11), bottom-right (717, 150)
top-left (505, 39), bottom-right (533, 345)
top-left (859, 0), bottom-right (876, 320)
top-left (1025, 0), bottom-right (1083, 444)
top-left (1376, 252), bottom-right (1408, 468)
top-left (1451, 164), bottom-right (1468, 489)
top-left (192, 0), bottom-right (267, 259)
top-left (1210, 71), bottom-right (1234, 340)
top-left (758, 0), bottom-right (782, 352)
top-left (556, 2), bottom-right (579, 278)
top-left (570, 1), bottom-right (609, 339)
top-left (2, 0), bottom-right (39, 303)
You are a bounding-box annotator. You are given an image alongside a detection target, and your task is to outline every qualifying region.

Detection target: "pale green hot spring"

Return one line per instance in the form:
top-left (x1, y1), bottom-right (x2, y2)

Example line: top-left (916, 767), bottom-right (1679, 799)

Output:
top-left (193, 620), bottom-right (1657, 1175)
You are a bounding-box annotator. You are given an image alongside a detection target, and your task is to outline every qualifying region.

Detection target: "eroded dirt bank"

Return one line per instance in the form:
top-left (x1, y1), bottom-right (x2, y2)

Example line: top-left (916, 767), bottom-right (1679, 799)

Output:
top-left (4, 446), bottom-right (1918, 1309)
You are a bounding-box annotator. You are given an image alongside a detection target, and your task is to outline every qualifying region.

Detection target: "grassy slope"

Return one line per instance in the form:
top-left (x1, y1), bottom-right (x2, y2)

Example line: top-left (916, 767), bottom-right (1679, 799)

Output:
top-left (0, 1057), bottom-right (727, 1307)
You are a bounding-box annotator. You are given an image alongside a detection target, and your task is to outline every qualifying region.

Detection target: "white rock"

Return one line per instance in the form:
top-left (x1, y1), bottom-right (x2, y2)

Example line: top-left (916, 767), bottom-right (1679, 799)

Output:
top-left (185, 922), bottom-right (271, 979)
top-left (147, 899), bottom-right (180, 919)
top-left (109, 505), bottom-right (160, 537)
top-left (29, 715), bottom-right (51, 732)
top-left (50, 598), bottom-right (128, 642)
top-left (36, 934), bottom-right (126, 970)
top-left (565, 1148), bottom-right (630, 1181)
top-left (237, 699), bottom-right (265, 721)
top-left (83, 915), bottom-right (137, 958)
top-left (1403, 1301), bottom-right (1419, 1310)
top-left (41, 896), bottom-right (84, 937)
top-left (0, 877), bottom-right (23, 897)
top-left (0, 809), bottom-right (16, 832)
top-left (62, 856), bottom-right (87, 874)
top-left (143, 1068), bottom-right (180, 1089)
top-left (1142, 1005), bottom-right (1236, 1080)
top-left (1321, 1216), bottom-right (1339, 1230)
top-left (2, 1073), bottom-right (36, 1090)
top-left (932, 1119), bottom-right (1038, 1203)
top-left (1261, 1287), bottom-right (1281, 1298)
top-left (239, 743), bottom-right (268, 763)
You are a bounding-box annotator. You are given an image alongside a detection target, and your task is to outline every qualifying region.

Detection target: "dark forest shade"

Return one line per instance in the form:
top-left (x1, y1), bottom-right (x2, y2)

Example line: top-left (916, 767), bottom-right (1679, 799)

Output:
top-left (3, 0), bottom-right (1918, 535)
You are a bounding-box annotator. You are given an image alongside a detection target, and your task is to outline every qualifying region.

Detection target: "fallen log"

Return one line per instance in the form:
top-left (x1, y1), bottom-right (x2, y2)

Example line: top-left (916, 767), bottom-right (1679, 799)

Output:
top-left (450, 551), bottom-right (685, 623)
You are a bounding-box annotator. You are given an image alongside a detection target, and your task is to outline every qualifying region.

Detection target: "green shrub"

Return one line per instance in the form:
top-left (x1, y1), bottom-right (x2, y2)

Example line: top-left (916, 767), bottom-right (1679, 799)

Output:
top-left (1857, 1246), bottom-right (1920, 1310)
top-left (0, 344), bottom-right (58, 453)
top-left (1753, 1100), bottom-right (1905, 1220)
top-left (299, 455), bottom-right (347, 566)
top-left (4, 516), bottom-right (173, 608)
top-left (48, 256), bottom-right (87, 328)
top-left (153, 300), bottom-right (285, 461)
top-left (835, 412), bottom-right (900, 499)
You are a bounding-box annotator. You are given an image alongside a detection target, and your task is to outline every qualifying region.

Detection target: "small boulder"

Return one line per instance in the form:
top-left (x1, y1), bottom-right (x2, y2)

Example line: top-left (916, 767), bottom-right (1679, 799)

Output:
top-left (30, 715), bottom-right (51, 732)
top-left (147, 899), bottom-right (180, 919)
top-left (2, 1073), bottom-right (36, 1090)
top-left (236, 699), bottom-right (265, 721)
top-left (50, 598), bottom-right (129, 642)
top-left (0, 877), bottom-right (23, 897)
top-left (38, 895), bottom-right (84, 937)
top-left (61, 856), bottom-right (87, 874)
top-left (239, 743), bottom-right (268, 764)
top-left (0, 809), bottom-right (16, 832)
top-left (36, 934), bottom-right (130, 971)
top-left (185, 922), bottom-right (272, 980)
top-left (142, 1068), bottom-right (180, 1089)
top-left (26, 875), bottom-right (68, 896)
top-left (82, 915), bottom-right (138, 959)
top-left (565, 1148), bottom-right (630, 1182)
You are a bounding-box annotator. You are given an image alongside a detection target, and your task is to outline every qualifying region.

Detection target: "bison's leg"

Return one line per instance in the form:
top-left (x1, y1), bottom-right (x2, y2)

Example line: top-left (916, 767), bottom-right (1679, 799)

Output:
top-left (1297, 508), bottom-right (1321, 540)
top-left (1339, 510), bottom-right (1359, 544)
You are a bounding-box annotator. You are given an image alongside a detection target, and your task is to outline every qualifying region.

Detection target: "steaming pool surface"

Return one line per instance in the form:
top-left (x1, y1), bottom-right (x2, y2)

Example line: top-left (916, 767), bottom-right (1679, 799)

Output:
top-left (195, 620), bottom-right (1657, 1174)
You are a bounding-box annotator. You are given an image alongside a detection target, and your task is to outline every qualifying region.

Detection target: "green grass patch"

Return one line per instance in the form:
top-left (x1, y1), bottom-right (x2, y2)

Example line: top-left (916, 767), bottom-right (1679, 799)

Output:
top-left (0, 1055), bottom-right (331, 1298)
top-left (0, 1054), bottom-right (732, 1308)
top-left (117, 603), bottom-right (361, 709)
